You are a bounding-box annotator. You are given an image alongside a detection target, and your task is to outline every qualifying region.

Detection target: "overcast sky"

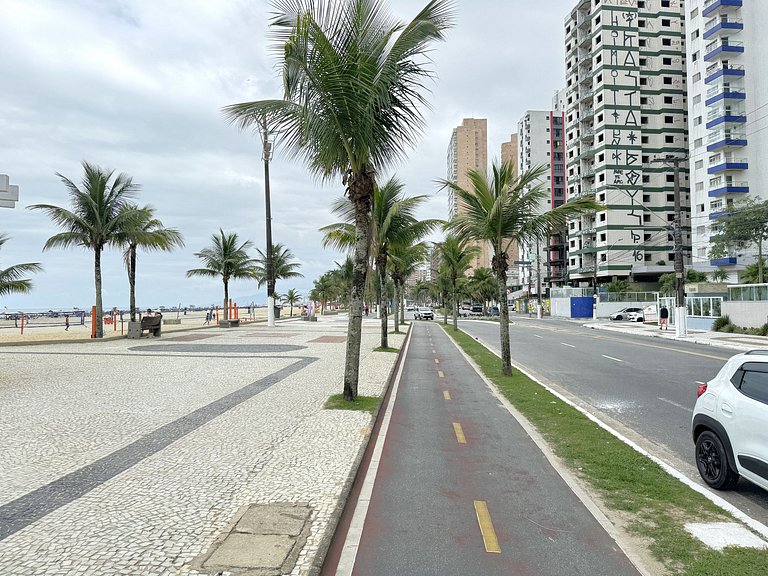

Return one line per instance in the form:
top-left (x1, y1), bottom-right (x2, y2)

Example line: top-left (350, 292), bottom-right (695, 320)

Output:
top-left (1, 0), bottom-right (574, 311)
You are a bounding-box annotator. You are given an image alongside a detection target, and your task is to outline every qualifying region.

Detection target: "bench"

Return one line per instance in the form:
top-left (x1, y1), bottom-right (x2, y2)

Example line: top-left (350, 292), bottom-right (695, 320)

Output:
top-left (140, 315), bottom-right (162, 337)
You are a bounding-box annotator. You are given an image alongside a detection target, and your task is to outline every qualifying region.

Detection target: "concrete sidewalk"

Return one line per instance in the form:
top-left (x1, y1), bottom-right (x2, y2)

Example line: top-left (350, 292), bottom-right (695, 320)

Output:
top-left (0, 314), bottom-right (403, 576)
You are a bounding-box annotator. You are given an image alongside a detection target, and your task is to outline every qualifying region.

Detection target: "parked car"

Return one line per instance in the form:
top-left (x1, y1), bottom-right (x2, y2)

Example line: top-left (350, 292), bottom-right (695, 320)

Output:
top-left (489, 306), bottom-right (500, 316)
top-left (406, 305), bottom-right (416, 312)
top-left (692, 350), bottom-right (768, 492)
top-left (414, 307), bottom-right (434, 320)
top-left (609, 307), bottom-right (643, 321)
top-left (626, 310), bottom-right (645, 322)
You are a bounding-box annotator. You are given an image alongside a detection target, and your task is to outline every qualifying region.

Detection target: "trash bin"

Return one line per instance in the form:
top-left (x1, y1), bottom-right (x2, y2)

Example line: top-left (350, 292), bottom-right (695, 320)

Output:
top-left (274, 306), bottom-right (281, 319)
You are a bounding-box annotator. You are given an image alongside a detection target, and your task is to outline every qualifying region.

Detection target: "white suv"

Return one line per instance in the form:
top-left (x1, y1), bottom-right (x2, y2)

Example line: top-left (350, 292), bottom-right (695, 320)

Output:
top-left (414, 307), bottom-right (434, 320)
top-left (692, 350), bottom-right (768, 491)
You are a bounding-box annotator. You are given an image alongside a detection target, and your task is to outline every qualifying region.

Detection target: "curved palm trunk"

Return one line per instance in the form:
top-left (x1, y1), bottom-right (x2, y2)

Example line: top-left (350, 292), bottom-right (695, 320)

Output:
top-left (129, 245), bottom-right (137, 322)
top-left (94, 246), bottom-right (104, 338)
top-left (398, 280), bottom-right (405, 327)
top-left (344, 175), bottom-right (374, 401)
top-left (377, 257), bottom-right (388, 348)
top-left (443, 293), bottom-right (448, 325)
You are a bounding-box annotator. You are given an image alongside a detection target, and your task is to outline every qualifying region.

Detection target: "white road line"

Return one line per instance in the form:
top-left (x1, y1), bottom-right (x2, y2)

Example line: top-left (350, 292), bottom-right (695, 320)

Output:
top-left (658, 397), bottom-right (694, 413)
top-left (561, 342), bottom-right (575, 348)
top-left (534, 334), bottom-right (544, 339)
top-left (602, 354), bottom-right (623, 362)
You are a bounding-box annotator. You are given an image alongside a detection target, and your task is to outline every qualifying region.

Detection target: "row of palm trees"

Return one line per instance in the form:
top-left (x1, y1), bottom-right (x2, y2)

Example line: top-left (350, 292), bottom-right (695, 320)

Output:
top-left (28, 161), bottom-right (184, 338)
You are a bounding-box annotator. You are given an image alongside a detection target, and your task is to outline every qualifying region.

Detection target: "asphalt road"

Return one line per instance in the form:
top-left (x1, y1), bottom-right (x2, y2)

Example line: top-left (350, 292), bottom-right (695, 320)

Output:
top-left (458, 316), bottom-right (768, 525)
top-left (345, 322), bottom-right (640, 576)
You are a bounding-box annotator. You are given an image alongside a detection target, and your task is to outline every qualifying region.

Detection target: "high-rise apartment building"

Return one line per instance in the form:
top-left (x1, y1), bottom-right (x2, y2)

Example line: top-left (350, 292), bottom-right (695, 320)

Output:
top-left (446, 118), bottom-right (490, 270)
top-left (686, 0), bottom-right (768, 279)
top-left (564, 0), bottom-right (691, 287)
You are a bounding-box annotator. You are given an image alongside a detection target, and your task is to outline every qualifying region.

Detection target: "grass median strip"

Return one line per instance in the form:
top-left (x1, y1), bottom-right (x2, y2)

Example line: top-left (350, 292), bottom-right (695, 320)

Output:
top-left (323, 394), bottom-right (379, 414)
top-left (443, 325), bottom-right (768, 576)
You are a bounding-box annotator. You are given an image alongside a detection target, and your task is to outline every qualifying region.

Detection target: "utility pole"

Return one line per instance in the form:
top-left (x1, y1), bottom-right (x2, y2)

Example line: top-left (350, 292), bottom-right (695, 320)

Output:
top-left (260, 120), bottom-right (276, 327)
top-left (652, 155), bottom-right (688, 337)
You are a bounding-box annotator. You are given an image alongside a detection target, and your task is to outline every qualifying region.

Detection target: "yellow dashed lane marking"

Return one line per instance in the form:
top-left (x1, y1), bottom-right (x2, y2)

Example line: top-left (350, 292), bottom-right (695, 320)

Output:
top-left (438, 370), bottom-right (444, 378)
top-left (474, 500), bottom-right (501, 553)
top-left (434, 358), bottom-right (440, 364)
top-left (443, 390), bottom-right (451, 400)
top-left (452, 422), bottom-right (466, 444)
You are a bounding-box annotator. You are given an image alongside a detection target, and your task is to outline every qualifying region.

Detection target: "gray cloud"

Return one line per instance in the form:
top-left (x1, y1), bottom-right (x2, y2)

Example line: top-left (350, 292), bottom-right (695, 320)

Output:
top-left (1, 0), bottom-right (572, 311)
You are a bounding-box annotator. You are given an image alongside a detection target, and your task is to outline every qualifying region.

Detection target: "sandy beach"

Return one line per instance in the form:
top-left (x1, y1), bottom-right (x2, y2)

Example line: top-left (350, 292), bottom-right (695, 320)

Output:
top-left (0, 307), bottom-right (308, 344)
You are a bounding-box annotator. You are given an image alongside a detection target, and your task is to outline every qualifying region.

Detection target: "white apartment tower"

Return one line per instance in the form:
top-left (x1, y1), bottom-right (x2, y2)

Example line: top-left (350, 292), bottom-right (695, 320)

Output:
top-left (564, 0), bottom-right (691, 287)
top-left (686, 0), bottom-right (768, 278)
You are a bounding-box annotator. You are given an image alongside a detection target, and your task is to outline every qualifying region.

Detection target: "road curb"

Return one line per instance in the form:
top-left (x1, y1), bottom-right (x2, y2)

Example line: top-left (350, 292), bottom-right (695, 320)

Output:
top-left (582, 323), bottom-right (761, 352)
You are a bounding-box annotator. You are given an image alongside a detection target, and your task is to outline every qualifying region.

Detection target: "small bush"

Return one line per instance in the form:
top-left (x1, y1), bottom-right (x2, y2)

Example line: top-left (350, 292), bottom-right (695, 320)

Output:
top-left (721, 324), bottom-right (735, 333)
top-left (712, 315), bottom-right (730, 331)
top-left (760, 323), bottom-right (768, 336)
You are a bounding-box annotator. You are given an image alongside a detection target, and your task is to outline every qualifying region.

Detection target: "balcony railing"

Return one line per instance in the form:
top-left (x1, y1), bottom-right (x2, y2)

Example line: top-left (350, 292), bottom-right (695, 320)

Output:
top-left (708, 130), bottom-right (746, 142)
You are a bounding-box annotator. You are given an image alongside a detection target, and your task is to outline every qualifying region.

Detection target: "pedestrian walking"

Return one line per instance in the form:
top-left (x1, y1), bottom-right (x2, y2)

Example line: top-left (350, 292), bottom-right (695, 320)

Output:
top-left (204, 311), bottom-right (210, 325)
top-left (65, 314), bottom-right (70, 331)
top-left (659, 305), bottom-right (669, 330)
top-left (364, 304), bottom-right (369, 316)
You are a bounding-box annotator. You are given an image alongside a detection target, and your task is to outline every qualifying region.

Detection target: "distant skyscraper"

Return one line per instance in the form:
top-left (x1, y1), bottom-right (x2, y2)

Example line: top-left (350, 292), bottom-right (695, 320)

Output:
top-left (686, 0), bottom-right (768, 280)
top-left (446, 118), bottom-right (490, 270)
top-left (564, 0), bottom-right (690, 287)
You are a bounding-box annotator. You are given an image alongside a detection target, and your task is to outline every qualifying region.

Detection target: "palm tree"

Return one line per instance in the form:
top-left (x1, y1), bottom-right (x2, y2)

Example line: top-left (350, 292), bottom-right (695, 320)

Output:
top-left (186, 230), bottom-right (259, 317)
top-left (322, 177), bottom-right (441, 348)
top-left (224, 0), bottom-right (454, 401)
top-left (390, 241), bottom-right (429, 331)
top-left (310, 272), bottom-right (336, 314)
top-left (117, 204), bottom-right (184, 322)
top-left (437, 235), bottom-right (478, 331)
top-left (441, 161), bottom-right (599, 375)
top-left (468, 267), bottom-right (497, 314)
top-left (29, 161), bottom-right (142, 338)
top-left (254, 243), bottom-right (304, 297)
top-left (0, 234), bottom-right (43, 297)
top-left (283, 288), bottom-right (301, 317)
top-left (433, 265), bottom-right (452, 324)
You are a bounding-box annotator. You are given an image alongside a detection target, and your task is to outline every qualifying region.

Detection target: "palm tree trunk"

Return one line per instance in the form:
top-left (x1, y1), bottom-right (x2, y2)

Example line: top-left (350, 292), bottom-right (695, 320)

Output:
top-left (496, 270), bottom-right (512, 376)
top-left (392, 279), bottom-right (400, 334)
top-left (378, 259), bottom-right (388, 348)
top-left (290, 304), bottom-right (293, 317)
top-left (223, 278), bottom-right (229, 322)
top-left (129, 245), bottom-right (137, 322)
top-left (344, 175), bottom-right (374, 401)
top-left (452, 281), bottom-right (458, 331)
top-left (759, 241), bottom-right (764, 284)
top-left (399, 281), bottom-right (405, 326)
top-left (94, 246), bottom-right (104, 338)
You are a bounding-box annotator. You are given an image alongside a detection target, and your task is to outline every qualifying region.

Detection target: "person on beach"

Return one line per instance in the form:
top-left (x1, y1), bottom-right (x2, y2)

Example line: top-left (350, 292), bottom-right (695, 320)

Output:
top-left (204, 311), bottom-right (210, 325)
top-left (65, 314), bottom-right (70, 331)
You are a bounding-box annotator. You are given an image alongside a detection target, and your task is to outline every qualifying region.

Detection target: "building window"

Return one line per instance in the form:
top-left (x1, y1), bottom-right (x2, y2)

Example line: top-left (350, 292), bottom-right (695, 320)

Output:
top-left (664, 96), bottom-right (673, 104)
top-left (695, 160), bottom-right (703, 169)
top-left (643, 214), bottom-right (651, 223)
top-left (663, 77), bottom-right (673, 85)
top-left (665, 135), bottom-right (674, 143)
top-left (662, 38), bottom-right (671, 46)
top-left (639, 58), bottom-right (647, 66)
top-left (661, 19), bottom-right (671, 27)
top-left (663, 57), bottom-right (672, 65)
top-left (665, 115), bottom-right (674, 124)
top-left (690, 8), bottom-right (698, 19)
top-left (639, 39), bottom-right (647, 47)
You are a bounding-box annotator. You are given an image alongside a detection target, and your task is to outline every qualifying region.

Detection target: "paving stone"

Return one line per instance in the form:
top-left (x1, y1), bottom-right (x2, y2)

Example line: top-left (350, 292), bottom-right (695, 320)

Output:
top-left (203, 534), bottom-right (293, 569)
top-left (235, 505), bottom-right (310, 536)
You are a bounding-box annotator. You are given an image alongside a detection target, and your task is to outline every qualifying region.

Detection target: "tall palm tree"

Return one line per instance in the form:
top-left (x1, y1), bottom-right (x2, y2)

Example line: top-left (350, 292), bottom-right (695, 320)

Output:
top-left (117, 204), bottom-right (184, 322)
top-left (310, 272), bottom-right (336, 315)
top-left (0, 234), bottom-right (43, 297)
top-left (186, 230), bottom-right (259, 317)
top-left (223, 0), bottom-right (454, 401)
top-left (29, 161), bottom-right (142, 338)
top-left (433, 265), bottom-right (452, 324)
top-left (322, 177), bottom-right (441, 348)
top-left (442, 161), bottom-right (598, 375)
top-left (253, 243), bottom-right (303, 297)
top-left (437, 235), bottom-right (478, 331)
top-left (283, 288), bottom-right (301, 317)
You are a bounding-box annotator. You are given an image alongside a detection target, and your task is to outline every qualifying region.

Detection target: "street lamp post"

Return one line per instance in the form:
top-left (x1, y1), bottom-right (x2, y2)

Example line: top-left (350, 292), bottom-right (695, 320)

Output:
top-left (259, 121), bottom-right (276, 327)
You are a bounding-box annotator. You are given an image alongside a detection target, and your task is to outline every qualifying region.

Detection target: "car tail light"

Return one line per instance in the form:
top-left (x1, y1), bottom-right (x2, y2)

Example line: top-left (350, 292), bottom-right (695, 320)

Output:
top-left (697, 382), bottom-right (708, 397)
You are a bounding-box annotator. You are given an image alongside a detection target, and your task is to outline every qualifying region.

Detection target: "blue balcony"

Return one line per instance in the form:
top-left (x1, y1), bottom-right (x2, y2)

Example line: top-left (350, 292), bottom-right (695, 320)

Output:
top-left (706, 114), bottom-right (747, 129)
top-left (704, 42), bottom-right (745, 62)
top-left (703, 0), bottom-right (743, 18)
top-left (709, 211), bottom-right (728, 220)
top-left (708, 159), bottom-right (748, 174)
top-left (707, 133), bottom-right (747, 152)
top-left (710, 257), bottom-right (738, 266)
top-left (705, 90), bottom-right (746, 107)
top-left (708, 183), bottom-right (749, 197)
top-left (703, 19), bottom-right (744, 40)
top-left (705, 66), bottom-right (745, 84)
